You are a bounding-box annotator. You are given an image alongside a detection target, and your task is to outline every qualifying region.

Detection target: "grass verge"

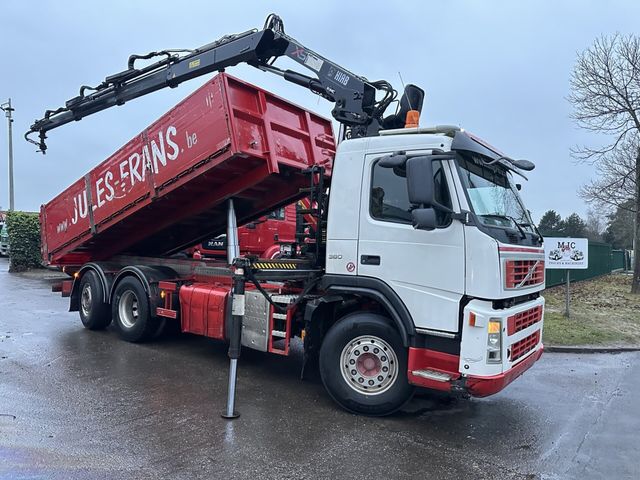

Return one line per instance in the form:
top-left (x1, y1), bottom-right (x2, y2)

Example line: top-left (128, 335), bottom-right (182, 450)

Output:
top-left (542, 273), bottom-right (640, 347)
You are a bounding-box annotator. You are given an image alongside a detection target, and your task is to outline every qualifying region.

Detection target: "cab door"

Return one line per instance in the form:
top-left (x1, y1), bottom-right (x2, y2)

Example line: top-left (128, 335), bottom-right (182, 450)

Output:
top-left (357, 153), bottom-right (465, 332)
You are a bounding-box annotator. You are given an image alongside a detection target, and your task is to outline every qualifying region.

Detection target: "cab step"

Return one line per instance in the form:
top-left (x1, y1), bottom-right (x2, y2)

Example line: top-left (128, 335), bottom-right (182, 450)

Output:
top-left (268, 294), bottom-right (297, 355)
top-left (411, 369), bottom-right (452, 382)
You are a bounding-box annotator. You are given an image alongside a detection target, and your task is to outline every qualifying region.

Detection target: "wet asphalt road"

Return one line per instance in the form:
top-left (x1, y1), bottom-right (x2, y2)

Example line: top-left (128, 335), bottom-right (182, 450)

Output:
top-left (0, 257), bottom-right (638, 480)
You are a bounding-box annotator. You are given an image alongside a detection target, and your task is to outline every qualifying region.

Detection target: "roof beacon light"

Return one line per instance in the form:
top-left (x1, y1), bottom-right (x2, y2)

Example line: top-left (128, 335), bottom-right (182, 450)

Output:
top-left (405, 110), bottom-right (420, 128)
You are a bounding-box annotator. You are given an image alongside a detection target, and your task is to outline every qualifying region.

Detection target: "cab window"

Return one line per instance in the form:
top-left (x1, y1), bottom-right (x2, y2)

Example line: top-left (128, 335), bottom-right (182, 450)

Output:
top-left (370, 160), bottom-right (452, 226)
top-left (268, 207), bottom-right (285, 220)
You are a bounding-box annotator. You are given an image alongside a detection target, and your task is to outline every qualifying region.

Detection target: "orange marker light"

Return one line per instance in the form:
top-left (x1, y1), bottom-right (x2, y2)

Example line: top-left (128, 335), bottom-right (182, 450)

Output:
top-left (469, 312), bottom-right (477, 327)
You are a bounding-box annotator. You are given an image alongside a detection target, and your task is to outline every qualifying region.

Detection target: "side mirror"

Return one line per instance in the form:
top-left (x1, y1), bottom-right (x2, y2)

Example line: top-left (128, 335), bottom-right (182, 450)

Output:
top-left (405, 155), bottom-right (454, 212)
top-left (405, 155), bottom-right (456, 231)
top-left (510, 159), bottom-right (535, 171)
top-left (411, 208), bottom-right (438, 230)
top-left (378, 151), bottom-right (408, 177)
top-left (378, 151), bottom-right (407, 168)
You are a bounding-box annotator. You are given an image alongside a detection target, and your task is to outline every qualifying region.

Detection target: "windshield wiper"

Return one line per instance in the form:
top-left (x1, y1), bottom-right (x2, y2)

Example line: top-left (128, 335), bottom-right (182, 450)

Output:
top-left (479, 214), bottom-right (527, 239)
top-left (517, 221), bottom-right (543, 244)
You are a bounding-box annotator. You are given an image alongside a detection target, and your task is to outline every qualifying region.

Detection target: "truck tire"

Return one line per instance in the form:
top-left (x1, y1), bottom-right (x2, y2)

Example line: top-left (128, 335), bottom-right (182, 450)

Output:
top-left (78, 270), bottom-right (111, 330)
top-left (319, 312), bottom-right (413, 416)
top-left (112, 277), bottom-right (156, 343)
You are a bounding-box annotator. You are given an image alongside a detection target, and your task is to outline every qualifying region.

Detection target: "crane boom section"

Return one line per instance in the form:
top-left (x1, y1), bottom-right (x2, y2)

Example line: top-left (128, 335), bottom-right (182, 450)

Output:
top-left (27, 15), bottom-right (397, 152)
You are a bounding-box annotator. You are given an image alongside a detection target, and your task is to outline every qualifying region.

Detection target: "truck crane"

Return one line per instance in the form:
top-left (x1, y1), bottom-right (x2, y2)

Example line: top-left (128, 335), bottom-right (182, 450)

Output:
top-left (28, 14), bottom-right (545, 417)
top-left (26, 14), bottom-right (423, 152)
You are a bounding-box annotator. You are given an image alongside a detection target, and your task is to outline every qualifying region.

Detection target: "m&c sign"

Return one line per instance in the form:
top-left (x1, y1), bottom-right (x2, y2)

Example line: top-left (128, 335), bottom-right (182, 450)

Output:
top-left (544, 237), bottom-right (589, 269)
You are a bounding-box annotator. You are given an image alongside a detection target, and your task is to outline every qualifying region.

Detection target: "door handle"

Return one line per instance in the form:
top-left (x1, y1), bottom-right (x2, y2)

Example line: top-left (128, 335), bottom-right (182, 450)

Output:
top-left (361, 255), bottom-right (380, 265)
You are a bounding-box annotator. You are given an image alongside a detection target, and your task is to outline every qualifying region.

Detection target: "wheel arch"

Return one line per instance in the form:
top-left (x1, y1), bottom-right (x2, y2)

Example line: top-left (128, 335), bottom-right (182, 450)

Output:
top-left (108, 265), bottom-right (178, 306)
top-left (262, 244), bottom-right (282, 259)
top-left (69, 262), bottom-right (115, 312)
top-left (318, 275), bottom-right (416, 347)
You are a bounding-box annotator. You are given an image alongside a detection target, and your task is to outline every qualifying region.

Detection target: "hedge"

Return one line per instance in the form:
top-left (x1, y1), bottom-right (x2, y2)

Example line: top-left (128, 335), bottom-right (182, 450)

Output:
top-left (6, 211), bottom-right (42, 272)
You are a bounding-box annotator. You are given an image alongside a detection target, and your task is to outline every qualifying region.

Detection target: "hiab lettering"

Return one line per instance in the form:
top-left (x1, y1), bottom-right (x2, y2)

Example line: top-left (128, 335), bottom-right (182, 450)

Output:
top-left (67, 126), bottom-right (180, 228)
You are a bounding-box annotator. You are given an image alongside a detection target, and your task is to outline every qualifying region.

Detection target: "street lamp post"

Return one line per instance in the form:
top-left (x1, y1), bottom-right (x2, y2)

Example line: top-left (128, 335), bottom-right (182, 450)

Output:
top-left (0, 99), bottom-right (15, 211)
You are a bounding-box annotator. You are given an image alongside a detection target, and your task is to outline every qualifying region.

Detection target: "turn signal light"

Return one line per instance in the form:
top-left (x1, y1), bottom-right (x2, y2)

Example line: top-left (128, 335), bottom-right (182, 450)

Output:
top-left (160, 290), bottom-right (166, 299)
top-left (487, 319), bottom-right (502, 363)
top-left (488, 320), bottom-right (501, 334)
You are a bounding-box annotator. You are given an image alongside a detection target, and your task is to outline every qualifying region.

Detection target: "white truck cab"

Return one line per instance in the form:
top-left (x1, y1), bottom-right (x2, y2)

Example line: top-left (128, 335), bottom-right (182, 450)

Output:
top-left (323, 126), bottom-right (544, 403)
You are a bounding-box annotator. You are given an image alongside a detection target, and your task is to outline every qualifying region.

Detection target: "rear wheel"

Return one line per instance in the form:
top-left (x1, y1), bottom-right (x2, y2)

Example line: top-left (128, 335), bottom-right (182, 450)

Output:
top-left (78, 270), bottom-right (111, 330)
top-left (319, 312), bottom-right (413, 416)
top-left (112, 277), bottom-right (156, 343)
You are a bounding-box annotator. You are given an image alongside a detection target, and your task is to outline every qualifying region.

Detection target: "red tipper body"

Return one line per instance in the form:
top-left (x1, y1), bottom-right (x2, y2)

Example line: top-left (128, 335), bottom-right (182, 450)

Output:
top-left (40, 73), bottom-right (335, 266)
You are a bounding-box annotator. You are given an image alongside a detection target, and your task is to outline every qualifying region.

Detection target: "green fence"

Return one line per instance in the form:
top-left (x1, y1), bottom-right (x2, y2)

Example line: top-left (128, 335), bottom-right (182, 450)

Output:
top-left (545, 242), bottom-right (622, 288)
top-left (611, 249), bottom-right (627, 271)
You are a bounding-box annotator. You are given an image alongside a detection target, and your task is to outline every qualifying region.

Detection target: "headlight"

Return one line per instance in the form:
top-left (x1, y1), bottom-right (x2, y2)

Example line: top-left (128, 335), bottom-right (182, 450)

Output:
top-left (487, 319), bottom-right (502, 363)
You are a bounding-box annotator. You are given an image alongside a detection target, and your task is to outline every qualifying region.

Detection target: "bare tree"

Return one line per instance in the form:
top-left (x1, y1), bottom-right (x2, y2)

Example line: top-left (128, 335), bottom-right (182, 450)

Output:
top-left (569, 34), bottom-right (640, 292)
top-left (585, 207), bottom-right (605, 241)
top-left (578, 137), bottom-right (638, 213)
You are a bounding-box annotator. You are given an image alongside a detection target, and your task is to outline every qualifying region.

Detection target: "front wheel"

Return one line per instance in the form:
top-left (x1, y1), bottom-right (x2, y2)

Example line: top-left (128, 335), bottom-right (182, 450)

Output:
top-left (319, 312), bottom-right (413, 416)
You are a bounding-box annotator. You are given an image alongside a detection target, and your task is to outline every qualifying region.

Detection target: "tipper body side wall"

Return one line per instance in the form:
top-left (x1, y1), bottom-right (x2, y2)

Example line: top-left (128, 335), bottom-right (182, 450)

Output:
top-left (41, 73), bottom-right (335, 266)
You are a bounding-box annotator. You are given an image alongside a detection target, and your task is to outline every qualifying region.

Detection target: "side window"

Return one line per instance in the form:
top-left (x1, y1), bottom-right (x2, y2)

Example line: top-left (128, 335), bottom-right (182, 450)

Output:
top-left (370, 159), bottom-right (452, 226)
top-left (268, 207), bottom-right (285, 220)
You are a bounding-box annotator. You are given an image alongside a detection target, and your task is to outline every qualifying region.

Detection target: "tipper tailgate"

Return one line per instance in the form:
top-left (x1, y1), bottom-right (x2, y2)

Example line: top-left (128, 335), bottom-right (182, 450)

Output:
top-left (41, 73), bottom-right (335, 266)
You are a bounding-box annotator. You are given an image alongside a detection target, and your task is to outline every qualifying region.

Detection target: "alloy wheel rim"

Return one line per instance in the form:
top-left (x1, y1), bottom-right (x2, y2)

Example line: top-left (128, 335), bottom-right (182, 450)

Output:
top-left (118, 290), bottom-right (139, 329)
top-left (340, 335), bottom-right (398, 395)
top-left (80, 283), bottom-right (92, 317)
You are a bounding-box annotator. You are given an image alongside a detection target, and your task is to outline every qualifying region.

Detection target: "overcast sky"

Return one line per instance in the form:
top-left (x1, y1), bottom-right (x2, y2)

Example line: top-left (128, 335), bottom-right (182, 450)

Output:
top-left (1, 0), bottom-right (639, 222)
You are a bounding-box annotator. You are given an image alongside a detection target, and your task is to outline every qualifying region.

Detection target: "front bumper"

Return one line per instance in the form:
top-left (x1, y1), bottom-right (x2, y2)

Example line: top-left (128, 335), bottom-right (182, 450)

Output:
top-left (408, 296), bottom-right (544, 396)
top-left (460, 297), bottom-right (544, 375)
top-left (465, 344), bottom-right (543, 397)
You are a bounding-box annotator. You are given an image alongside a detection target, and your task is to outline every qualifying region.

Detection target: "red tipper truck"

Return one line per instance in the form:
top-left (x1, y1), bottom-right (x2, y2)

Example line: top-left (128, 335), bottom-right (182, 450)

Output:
top-left (189, 203), bottom-right (298, 260)
top-left (32, 15), bottom-right (545, 416)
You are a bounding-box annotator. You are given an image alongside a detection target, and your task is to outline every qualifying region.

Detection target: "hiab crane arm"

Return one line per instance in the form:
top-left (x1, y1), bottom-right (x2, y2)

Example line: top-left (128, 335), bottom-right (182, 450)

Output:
top-left (26, 14), bottom-right (424, 153)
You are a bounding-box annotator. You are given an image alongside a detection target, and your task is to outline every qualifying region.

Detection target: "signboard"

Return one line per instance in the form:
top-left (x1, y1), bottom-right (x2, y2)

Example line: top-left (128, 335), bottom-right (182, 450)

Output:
top-left (544, 237), bottom-right (589, 269)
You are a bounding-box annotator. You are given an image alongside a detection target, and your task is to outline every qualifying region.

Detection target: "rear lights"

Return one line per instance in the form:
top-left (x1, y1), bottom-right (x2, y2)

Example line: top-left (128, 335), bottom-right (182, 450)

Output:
top-left (487, 319), bottom-right (502, 363)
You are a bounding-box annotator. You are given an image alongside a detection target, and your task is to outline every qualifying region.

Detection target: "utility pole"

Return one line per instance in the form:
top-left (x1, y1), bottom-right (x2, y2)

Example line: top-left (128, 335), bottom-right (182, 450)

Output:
top-left (0, 99), bottom-right (14, 211)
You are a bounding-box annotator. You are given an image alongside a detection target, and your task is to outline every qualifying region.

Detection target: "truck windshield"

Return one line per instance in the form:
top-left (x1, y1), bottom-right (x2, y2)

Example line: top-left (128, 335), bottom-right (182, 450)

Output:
top-left (457, 154), bottom-right (534, 233)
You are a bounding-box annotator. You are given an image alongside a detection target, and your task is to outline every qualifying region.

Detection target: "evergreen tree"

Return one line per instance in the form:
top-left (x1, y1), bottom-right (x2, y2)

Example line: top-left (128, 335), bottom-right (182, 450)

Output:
top-left (604, 201), bottom-right (635, 249)
top-left (538, 210), bottom-right (564, 236)
top-left (563, 213), bottom-right (587, 237)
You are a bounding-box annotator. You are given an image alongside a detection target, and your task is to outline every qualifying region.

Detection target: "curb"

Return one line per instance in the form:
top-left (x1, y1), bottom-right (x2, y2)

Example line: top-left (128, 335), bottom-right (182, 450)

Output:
top-left (546, 345), bottom-right (640, 354)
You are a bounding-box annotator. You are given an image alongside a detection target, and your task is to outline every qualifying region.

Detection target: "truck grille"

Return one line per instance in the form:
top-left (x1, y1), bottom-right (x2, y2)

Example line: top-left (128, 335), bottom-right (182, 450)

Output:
top-left (505, 260), bottom-right (544, 289)
top-left (507, 305), bottom-right (543, 335)
top-left (509, 331), bottom-right (540, 362)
